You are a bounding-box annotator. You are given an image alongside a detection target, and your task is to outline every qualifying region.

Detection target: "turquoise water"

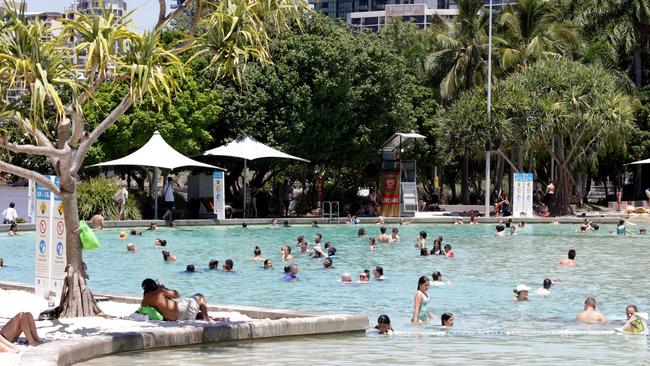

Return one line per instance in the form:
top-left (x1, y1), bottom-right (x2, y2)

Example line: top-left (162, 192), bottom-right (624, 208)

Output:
top-left (2, 223), bottom-right (650, 364)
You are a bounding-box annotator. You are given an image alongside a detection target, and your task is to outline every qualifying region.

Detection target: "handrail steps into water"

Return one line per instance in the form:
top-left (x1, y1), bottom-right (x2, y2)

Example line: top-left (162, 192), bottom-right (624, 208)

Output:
top-left (322, 201), bottom-right (340, 224)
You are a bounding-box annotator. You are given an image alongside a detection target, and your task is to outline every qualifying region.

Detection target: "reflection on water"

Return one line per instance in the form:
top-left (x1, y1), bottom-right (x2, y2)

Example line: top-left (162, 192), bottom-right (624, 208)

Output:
top-left (1, 224), bottom-right (650, 364)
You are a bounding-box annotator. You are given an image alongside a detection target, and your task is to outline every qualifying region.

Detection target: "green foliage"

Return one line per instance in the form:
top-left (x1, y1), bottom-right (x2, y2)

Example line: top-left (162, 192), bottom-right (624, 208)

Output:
top-left (76, 177), bottom-right (142, 221)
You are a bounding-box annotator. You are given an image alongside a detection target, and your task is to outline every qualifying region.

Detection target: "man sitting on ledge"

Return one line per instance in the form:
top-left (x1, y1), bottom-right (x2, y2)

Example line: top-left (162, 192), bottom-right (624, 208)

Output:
top-left (140, 278), bottom-right (213, 322)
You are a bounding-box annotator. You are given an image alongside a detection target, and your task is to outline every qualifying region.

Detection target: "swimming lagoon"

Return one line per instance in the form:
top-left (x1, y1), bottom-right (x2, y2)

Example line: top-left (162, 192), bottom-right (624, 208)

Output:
top-left (1, 223), bottom-right (649, 364)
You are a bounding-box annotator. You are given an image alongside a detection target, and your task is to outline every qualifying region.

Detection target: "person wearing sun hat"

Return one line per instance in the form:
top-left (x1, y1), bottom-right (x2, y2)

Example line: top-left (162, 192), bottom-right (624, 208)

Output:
top-left (512, 284), bottom-right (530, 302)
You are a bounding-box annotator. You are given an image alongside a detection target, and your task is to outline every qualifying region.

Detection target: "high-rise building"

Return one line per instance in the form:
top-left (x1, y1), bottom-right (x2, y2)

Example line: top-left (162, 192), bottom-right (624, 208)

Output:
top-left (313, 0), bottom-right (513, 31)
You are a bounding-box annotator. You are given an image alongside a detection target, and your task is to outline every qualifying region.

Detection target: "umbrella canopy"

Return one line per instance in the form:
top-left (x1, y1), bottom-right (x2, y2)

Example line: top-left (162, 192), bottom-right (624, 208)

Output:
top-left (89, 131), bottom-right (225, 170)
top-left (202, 136), bottom-right (310, 218)
top-left (626, 158), bottom-right (650, 165)
top-left (202, 136), bottom-right (310, 162)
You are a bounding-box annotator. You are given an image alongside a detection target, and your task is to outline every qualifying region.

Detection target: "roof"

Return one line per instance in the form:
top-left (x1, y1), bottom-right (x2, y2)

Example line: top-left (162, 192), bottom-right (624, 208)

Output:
top-left (380, 132), bottom-right (426, 153)
top-left (203, 136), bottom-right (310, 163)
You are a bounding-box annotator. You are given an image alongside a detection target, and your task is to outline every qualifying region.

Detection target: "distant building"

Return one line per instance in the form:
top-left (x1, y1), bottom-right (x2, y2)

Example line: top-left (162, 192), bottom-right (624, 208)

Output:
top-left (312, 0), bottom-right (513, 31)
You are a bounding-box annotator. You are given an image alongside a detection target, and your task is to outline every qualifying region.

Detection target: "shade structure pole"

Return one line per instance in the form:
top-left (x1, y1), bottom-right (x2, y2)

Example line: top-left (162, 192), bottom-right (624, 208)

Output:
top-left (243, 159), bottom-right (248, 218)
top-left (485, 0), bottom-right (493, 218)
top-left (153, 167), bottom-right (159, 219)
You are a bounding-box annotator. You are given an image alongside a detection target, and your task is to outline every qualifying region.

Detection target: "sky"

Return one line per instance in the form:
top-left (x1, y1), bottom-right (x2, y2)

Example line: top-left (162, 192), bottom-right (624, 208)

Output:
top-left (25, 0), bottom-right (161, 32)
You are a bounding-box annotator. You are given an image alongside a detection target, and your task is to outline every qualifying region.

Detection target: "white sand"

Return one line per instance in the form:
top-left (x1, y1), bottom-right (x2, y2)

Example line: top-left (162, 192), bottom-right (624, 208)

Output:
top-left (0, 289), bottom-right (251, 365)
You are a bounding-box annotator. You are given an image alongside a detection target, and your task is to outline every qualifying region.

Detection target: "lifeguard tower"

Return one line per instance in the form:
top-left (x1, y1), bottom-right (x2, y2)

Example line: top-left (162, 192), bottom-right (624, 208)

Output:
top-left (379, 132), bottom-right (426, 217)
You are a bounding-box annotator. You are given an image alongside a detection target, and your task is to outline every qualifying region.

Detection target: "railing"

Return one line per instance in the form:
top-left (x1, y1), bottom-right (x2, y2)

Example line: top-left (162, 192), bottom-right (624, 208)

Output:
top-left (322, 201), bottom-right (340, 224)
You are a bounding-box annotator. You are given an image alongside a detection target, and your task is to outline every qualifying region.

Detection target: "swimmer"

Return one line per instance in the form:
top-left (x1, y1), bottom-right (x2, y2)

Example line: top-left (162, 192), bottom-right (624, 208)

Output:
top-left (518, 222), bottom-right (525, 228)
top-left (283, 220), bottom-right (289, 228)
top-left (280, 246), bottom-right (294, 261)
top-left (311, 241), bottom-right (326, 258)
top-left (130, 229), bottom-right (142, 236)
top-left (430, 271), bottom-right (448, 286)
top-left (154, 239), bottom-right (167, 247)
top-left (576, 297), bottom-right (606, 323)
top-left (420, 248), bottom-right (429, 256)
top-left (324, 242), bottom-right (337, 256)
top-left (430, 238), bottom-right (444, 256)
top-left (148, 222), bottom-right (157, 230)
top-left (454, 217), bottom-right (463, 225)
top-left (441, 312), bottom-right (454, 327)
top-left (358, 228), bottom-right (366, 237)
top-left (444, 244), bottom-right (455, 258)
top-left (640, 228), bottom-right (647, 235)
top-left (223, 259), bottom-right (235, 272)
top-left (626, 305), bottom-right (637, 321)
top-left (311, 220), bottom-right (319, 227)
top-left (162, 250), bottom-right (176, 262)
top-left (622, 305), bottom-right (647, 334)
top-left (127, 243), bottom-right (139, 253)
top-left (263, 259), bottom-right (273, 269)
top-left (512, 284), bottom-right (530, 302)
top-left (208, 259), bottom-right (219, 270)
top-left (341, 272), bottom-right (353, 283)
top-left (558, 249), bottom-right (576, 266)
top-left (358, 272), bottom-right (370, 284)
top-left (377, 226), bottom-right (391, 243)
top-left (281, 263), bottom-right (298, 281)
top-left (369, 237), bottom-right (377, 252)
top-left (253, 246), bottom-right (263, 261)
top-left (375, 314), bottom-right (393, 334)
top-left (412, 276), bottom-right (432, 323)
top-left (271, 219), bottom-right (278, 226)
top-left (616, 219), bottom-right (626, 235)
top-left (399, 217), bottom-right (410, 225)
top-left (186, 264), bottom-right (196, 272)
top-left (242, 223), bottom-right (248, 228)
top-left (469, 216), bottom-right (478, 224)
top-left (535, 279), bottom-right (552, 296)
top-left (495, 224), bottom-right (506, 237)
top-left (373, 266), bottom-right (385, 280)
top-left (509, 226), bottom-right (517, 236)
top-left (415, 231), bottom-right (427, 249)
top-left (390, 227), bottom-right (400, 242)
top-left (377, 216), bottom-right (385, 225)
top-left (323, 257), bottom-right (333, 269)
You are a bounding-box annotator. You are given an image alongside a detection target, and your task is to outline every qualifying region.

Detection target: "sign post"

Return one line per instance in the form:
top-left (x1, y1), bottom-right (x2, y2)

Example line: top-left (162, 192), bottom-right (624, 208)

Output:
top-left (213, 171), bottom-right (225, 219)
top-left (512, 172), bottom-right (534, 217)
top-left (35, 176), bottom-right (66, 303)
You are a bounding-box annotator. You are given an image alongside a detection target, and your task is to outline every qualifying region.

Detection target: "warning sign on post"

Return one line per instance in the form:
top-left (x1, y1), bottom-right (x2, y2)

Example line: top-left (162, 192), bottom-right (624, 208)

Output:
top-left (34, 176), bottom-right (67, 303)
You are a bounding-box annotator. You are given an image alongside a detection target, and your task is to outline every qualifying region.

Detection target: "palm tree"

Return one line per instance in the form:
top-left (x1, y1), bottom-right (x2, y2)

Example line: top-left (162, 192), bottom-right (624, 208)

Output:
top-left (580, 0), bottom-right (650, 86)
top-left (498, 0), bottom-right (580, 71)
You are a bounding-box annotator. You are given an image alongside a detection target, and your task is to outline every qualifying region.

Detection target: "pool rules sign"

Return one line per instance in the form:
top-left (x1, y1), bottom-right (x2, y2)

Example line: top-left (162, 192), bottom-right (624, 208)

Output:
top-left (35, 176), bottom-right (67, 302)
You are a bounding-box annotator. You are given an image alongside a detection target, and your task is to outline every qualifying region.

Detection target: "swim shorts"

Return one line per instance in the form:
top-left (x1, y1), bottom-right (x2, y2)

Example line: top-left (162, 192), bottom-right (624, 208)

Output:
top-left (177, 295), bottom-right (201, 321)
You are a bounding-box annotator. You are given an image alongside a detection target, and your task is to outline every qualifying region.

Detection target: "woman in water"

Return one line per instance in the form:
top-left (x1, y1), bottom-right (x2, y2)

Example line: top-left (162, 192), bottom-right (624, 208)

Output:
top-left (253, 246), bottom-right (263, 261)
top-left (430, 237), bottom-right (444, 256)
top-left (415, 231), bottom-right (427, 249)
top-left (412, 276), bottom-right (432, 323)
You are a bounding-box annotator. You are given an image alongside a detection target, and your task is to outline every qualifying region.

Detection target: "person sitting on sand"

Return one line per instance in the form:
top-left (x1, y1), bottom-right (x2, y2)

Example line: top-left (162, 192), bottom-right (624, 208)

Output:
top-left (512, 284), bottom-right (530, 302)
top-left (576, 297), bottom-right (606, 323)
top-left (376, 226), bottom-right (391, 243)
top-left (140, 278), bottom-right (213, 322)
top-left (559, 249), bottom-right (576, 266)
top-left (375, 314), bottom-right (393, 334)
top-left (0, 312), bottom-right (41, 353)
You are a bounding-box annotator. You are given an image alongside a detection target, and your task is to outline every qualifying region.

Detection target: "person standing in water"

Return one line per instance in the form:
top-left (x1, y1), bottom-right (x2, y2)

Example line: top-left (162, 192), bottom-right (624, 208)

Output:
top-left (412, 276), bottom-right (432, 323)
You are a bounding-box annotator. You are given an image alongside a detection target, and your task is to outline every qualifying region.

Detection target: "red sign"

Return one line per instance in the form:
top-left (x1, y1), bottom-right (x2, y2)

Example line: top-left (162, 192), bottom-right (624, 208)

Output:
top-left (39, 219), bottom-right (47, 234)
top-left (56, 221), bottom-right (65, 236)
top-left (380, 171), bottom-right (401, 217)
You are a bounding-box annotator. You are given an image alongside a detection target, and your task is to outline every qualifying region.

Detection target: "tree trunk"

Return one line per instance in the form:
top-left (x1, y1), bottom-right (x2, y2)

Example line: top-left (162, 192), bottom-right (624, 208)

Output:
top-left (58, 174), bottom-right (102, 318)
top-left (495, 154), bottom-right (504, 198)
top-left (461, 153), bottom-right (470, 204)
top-left (549, 167), bottom-right (573, 216)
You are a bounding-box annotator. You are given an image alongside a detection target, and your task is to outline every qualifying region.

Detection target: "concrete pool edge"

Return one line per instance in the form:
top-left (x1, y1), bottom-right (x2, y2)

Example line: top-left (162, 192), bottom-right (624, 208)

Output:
top-left (0, 282), bottom-right (369, 366)
top-left (0, 214), bottom-right (634, 231)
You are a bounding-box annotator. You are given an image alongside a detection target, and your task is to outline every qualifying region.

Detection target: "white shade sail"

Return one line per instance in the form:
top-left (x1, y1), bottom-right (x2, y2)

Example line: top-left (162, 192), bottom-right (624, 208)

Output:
top-left (88, 131), bottom-right (224, 170)
top-left (627, 158), bottom-right (650, 165)
top-left (202, 136), bottom-right (310, 162)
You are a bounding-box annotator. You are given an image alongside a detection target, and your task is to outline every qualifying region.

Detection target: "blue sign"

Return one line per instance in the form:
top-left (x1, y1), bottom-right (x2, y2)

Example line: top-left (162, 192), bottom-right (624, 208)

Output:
top-left (36, 183), bottom-right (51, 200)
top-left (56, 241), bottom-right (63, 257)
top-left (213, 171), bottom-right (224, 179)
top-left (39, 240), bottom-right (46, 254)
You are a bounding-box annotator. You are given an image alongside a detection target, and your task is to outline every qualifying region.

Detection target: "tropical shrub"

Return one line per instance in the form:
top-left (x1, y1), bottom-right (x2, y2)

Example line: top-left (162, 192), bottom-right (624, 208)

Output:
top-left (77, 177), bottom-right (142, 220)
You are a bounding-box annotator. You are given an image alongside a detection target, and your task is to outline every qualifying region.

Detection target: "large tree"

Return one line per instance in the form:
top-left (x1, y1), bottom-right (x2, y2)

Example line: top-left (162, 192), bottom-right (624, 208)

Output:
top-left (440, 59), bottom-right (636, 215)
top-left (0, 0), bottom-right (306, 317)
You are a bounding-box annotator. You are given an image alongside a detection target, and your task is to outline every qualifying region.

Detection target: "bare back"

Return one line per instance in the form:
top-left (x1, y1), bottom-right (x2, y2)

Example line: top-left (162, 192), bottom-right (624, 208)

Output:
top-left (577, 309), bottom-right (605, 323)
top-left (141, 288), bottom-right (180, 321)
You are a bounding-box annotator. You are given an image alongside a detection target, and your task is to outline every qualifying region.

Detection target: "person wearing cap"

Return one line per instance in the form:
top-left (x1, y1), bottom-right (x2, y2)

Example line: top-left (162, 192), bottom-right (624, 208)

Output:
top-left (535, 279), bottom-right (553, 296)
top-left (140, 278), bottom-right (212, 322)
top-left (127, 243), bottom-right (139, 253)
top-left (576, 297), bottom-right (606, 323)
top-left (512, 284), bottom-right (530, 302)
top-left (375, 314), bottom-right (393, 334)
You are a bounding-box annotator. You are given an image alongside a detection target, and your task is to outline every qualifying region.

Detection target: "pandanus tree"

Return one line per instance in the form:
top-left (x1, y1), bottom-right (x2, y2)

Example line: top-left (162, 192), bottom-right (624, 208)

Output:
top-left (0, 0), bottom-right (306, 317)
